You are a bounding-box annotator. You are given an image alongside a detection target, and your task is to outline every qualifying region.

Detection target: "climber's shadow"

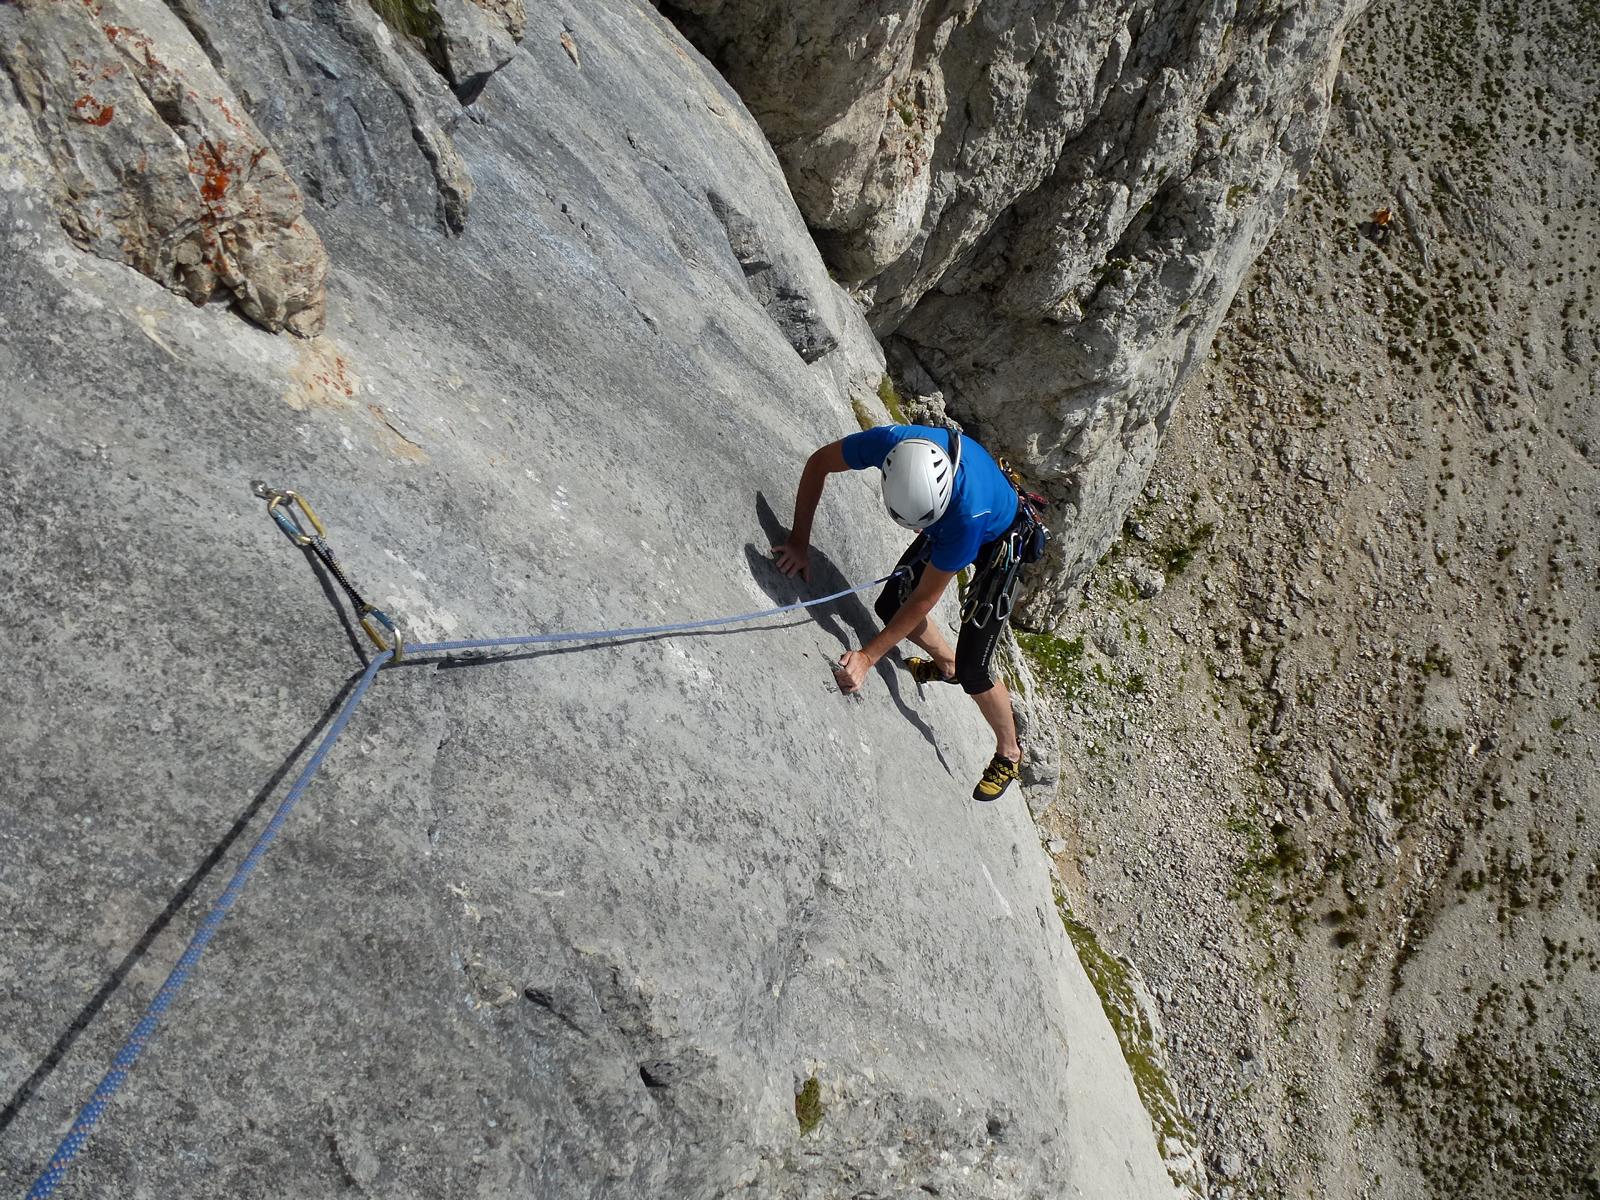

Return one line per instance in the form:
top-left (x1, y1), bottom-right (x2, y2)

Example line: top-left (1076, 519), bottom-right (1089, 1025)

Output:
top-left (748, 492), bottom-right (949, 772)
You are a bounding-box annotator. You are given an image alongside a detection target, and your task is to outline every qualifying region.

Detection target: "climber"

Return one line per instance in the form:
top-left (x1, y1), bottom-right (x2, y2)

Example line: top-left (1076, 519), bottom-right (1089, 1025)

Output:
top-left (1364, 206), bottom-right (1393, 245)
top-left (772, 423), bottom-right (1044, 802)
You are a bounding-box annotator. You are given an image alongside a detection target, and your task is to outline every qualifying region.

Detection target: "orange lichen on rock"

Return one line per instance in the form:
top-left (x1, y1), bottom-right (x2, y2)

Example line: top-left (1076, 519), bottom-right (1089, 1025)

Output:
top-left (283, 340), bottom-right (362, 411)
top-left (71, 94), bottom-right (115, 125)
top-left (189, 139), bottom-right (233, 204)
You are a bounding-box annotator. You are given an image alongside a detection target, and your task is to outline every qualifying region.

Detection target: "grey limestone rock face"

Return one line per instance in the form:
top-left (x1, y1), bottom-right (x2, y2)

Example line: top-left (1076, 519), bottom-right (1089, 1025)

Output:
top-left (665, 0), bottom-right (1365, 623)
top-left (174, 0), bottom-right (527, 236)
top-left (664, 0), bottom-right (957, 280)
top-left (0, 2), bottom-right (1178, 1197)
top-left (709, 189), bottom-right (840, 363)
top-left (430, 0), bottom-right (527, 103)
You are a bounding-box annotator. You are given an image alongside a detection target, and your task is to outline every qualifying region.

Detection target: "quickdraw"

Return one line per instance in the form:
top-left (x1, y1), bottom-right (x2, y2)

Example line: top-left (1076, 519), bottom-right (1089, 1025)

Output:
top-left (960, 523), bottom-right (1026, 628)
top-left (251, 481), bottom-right (404, 659)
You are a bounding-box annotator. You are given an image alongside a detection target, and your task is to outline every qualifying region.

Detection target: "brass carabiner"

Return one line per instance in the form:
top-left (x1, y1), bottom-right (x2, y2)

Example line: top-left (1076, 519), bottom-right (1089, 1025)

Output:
top-left (253, 480), bottom-right (327, 548)
top-left (358, 604), bottom-right (406, 662)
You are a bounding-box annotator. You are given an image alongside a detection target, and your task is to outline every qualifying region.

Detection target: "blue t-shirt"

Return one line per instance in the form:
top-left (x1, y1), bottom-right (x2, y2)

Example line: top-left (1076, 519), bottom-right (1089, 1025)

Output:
top-left (841, 424), bottom-right (1018, 571)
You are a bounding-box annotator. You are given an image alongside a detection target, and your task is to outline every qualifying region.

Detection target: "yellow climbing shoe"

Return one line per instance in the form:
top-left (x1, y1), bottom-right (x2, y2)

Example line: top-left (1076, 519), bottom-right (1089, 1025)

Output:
top-left (904, 656), bottom-right (957, 685)
top-left (972, 751), bottom-right (1021, 802)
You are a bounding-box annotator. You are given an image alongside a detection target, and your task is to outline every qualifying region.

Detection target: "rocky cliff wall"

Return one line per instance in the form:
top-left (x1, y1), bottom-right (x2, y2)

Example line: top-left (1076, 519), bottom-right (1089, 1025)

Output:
top-left (0, 1), bottom-right (1179, 1196)
top-left (664, 0), bottom-right (1366, 622)
top-left (1014, 0), bottom-right (1600, 1196)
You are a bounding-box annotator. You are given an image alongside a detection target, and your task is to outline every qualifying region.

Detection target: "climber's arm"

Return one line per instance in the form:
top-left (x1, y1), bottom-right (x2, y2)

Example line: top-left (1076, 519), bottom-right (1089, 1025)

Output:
top-left (834, 566), bottom-right (954, 693)
top-left (771, 441), bottom-right (850, 580)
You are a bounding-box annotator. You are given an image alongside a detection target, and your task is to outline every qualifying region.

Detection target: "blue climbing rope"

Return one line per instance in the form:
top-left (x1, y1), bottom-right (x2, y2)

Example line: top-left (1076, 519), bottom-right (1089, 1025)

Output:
top-left (407, 571), bottom-right (906, 656)
top-left (27, 497), bottom-right (903, 1196)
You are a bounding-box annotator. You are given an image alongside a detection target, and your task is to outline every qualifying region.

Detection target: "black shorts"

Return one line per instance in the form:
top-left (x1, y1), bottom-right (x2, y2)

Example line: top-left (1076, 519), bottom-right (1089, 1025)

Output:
top-left (875, 511), bottom-right (1027, 696)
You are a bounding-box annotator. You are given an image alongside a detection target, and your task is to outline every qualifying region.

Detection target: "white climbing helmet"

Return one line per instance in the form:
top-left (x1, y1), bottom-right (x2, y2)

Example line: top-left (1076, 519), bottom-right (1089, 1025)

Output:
top-left (881, 438), bottom-right (954, 529)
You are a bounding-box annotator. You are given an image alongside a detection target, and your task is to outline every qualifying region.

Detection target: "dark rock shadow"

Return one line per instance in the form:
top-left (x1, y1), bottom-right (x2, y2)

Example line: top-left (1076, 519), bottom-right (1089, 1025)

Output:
top-left (749, 492), bottom-right (950, 774)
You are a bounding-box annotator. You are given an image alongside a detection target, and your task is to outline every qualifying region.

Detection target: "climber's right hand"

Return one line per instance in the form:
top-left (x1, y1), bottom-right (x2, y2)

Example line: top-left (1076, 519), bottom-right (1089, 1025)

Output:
top-left (771, 540), bottom-right (810, 580)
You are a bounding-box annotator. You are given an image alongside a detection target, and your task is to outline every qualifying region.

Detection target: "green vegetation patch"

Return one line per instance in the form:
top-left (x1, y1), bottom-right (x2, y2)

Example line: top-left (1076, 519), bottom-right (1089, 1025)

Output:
top-left (368, 0), bottom-right (441, 41)
top-left (850, 397), bottom-right (875, 432)
top-left (877, 375), bottom-right (907, 424)
top-left (1057, 894), bottom-right (1193, 1176)
top-left (1016, 632), bottom-right (1087, 700)
top-left (1230, 814), bottom-right (1305, 887)
top-left (794, 1075), bottom-right (824, 1135)
top-left (1394, 725), bottom-right (1462, 822)
top-left (1411, 644), bottom-right (1455, 678)
top-left (1379, 984), bottom-right (1595, 1195)
top-left (367, 0), bottom-right (449, 77)
top-left (1154, 522), bottom-right (1215, 576)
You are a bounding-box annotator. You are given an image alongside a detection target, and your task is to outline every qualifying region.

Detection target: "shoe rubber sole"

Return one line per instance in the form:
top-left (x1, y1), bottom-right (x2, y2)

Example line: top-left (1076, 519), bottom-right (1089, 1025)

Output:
top-left (904, 656), bottom-right (957, 686)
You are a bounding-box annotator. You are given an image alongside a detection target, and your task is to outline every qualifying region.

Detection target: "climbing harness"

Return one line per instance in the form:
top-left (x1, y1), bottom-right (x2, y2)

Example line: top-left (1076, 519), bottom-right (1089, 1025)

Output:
top-left (252, 481), bottom-right (404, 659)
top-left (26, 484), bottom-right (908, 1199)
top-left (996, 456), bottom-right (1053, 564)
